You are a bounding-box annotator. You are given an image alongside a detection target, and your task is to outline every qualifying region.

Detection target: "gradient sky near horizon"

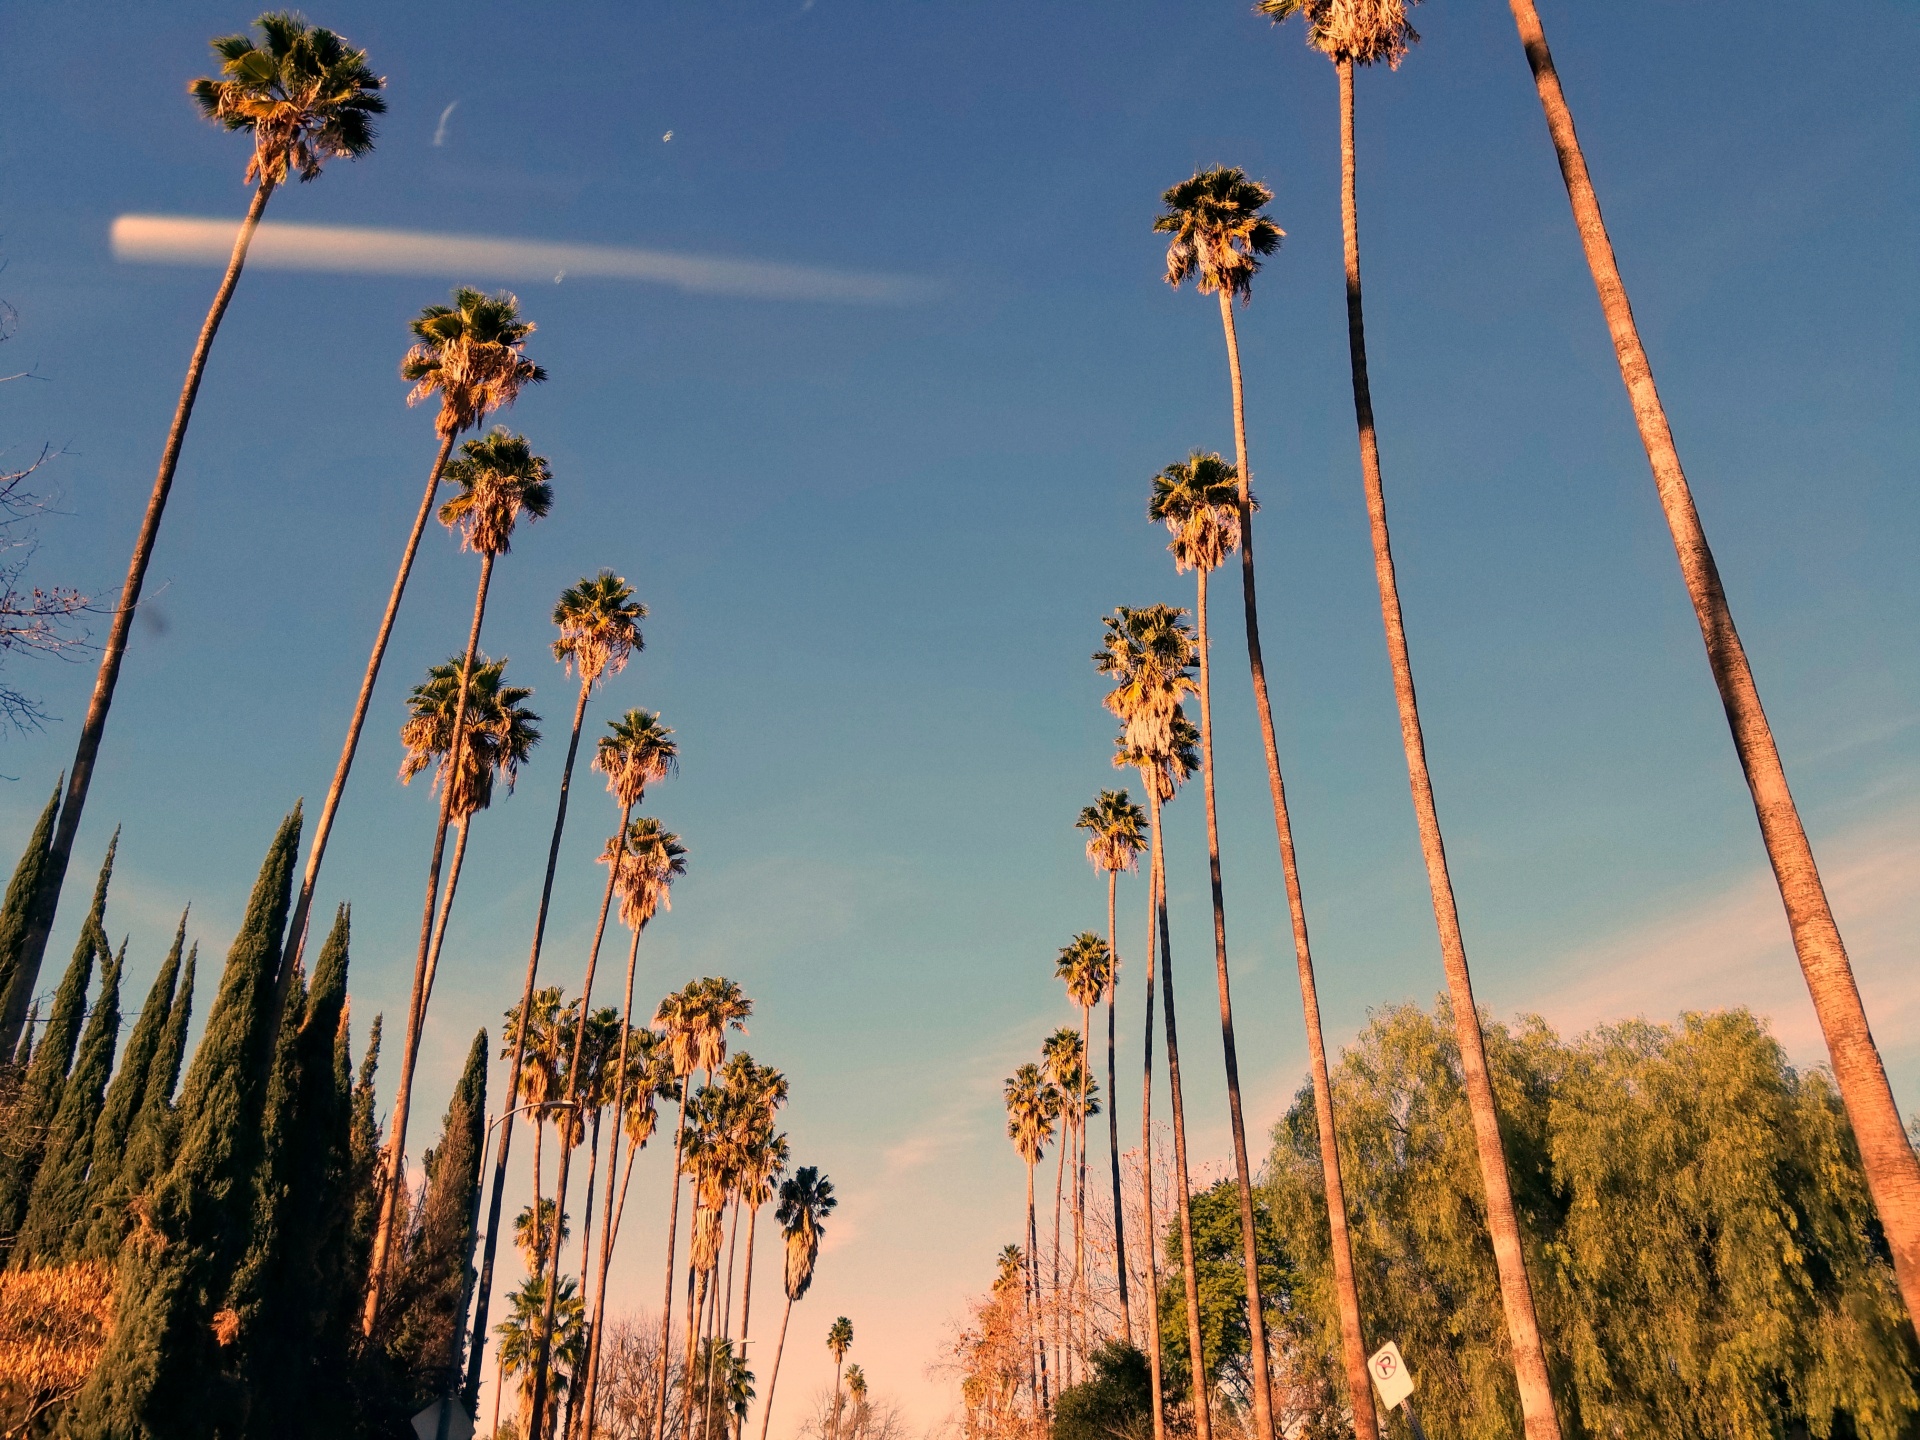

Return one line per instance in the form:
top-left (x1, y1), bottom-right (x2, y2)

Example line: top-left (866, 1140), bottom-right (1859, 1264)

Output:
top-left (2, 0), bottom-right (1916, 1428)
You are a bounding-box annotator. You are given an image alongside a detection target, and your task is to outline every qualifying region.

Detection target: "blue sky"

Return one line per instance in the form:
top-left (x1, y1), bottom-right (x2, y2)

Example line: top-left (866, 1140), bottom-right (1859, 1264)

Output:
top-left (2, 0), bottom-right (1916, 1427)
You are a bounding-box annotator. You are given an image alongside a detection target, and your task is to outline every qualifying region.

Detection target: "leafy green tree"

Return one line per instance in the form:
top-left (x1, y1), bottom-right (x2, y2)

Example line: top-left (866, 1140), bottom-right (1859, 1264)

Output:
top-left (14, 940), bottom-right (123, 1264)
top-left (63, 807), bottom-right (300, 1437)
top-left (1152, 1180), bottom-right (1288, 1415)
top-left (0, 779), bottom-right (60, 1053)
top-left (1053, 1341), bottom-right (1152, 1440)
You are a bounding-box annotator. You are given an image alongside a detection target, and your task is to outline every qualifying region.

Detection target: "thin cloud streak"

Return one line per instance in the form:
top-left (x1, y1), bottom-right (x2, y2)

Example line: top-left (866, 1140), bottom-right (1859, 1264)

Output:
top-left (110, 214), bottom-right (937, 305)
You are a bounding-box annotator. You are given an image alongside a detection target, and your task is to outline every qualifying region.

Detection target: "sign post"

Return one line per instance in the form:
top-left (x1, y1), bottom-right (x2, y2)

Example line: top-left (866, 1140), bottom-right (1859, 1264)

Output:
top-left (1367, 1341), bottom-right (1427, 1440)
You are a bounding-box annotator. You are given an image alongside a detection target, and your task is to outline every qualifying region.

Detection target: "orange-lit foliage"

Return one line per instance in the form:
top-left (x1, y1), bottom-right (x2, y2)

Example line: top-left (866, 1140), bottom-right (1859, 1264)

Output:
top-left (0, 1260), bottom-right (113, 1434)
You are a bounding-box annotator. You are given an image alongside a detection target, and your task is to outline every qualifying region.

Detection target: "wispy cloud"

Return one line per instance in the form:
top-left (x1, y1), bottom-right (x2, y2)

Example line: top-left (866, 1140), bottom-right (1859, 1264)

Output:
top-left (432, 101), bottom-right (458, 147)
top-left (110, 214), bottom-right (937, 305)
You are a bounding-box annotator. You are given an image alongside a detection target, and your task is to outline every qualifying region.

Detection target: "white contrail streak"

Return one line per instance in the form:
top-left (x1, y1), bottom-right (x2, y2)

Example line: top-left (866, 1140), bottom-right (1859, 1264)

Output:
top-left (110, 214), bottom-right (934, 305)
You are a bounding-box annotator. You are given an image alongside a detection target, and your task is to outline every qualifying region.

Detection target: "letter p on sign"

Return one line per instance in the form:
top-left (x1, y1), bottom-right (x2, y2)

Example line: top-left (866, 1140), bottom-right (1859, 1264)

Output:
top-left (1368, 1341), bottom-right (1414, 1410)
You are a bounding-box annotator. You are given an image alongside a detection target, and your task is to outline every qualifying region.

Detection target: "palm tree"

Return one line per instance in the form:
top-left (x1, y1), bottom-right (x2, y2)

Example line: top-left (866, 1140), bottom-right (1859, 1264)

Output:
top-left (732, 1127), bottom-right (789, 1440)
top-left (282, 288), bottom-right (545, 1058)
top-left (843, 1364), bottom-right (868, 1440)
top-left (1097, 605), bottom-right (1211, 1440)
top-left (367, 426), bottom-right (554, 1330)
top-left (1500, 0), bottom-right (1920, 1325)
top-left (1253, 8), bottom-right (1561, 1433)
top-left (1055, 934), bottom-right (1110, 1362)
top-left (5, 14), bottom-right (383, 1051)
top-left (397, 654), bottom-right (540, 1050)
top-left (1074, 791), bottom-right (1146, 1343)
top-left (471, 572), bottom-right (642, 1402)
top-left (506, 987), bottom-right (570, 1259)
top-left (1004, 1063), bottom-right (1058, 1418)
top-left (825, 1317), bottom-right (854, 1440)
top-left (498, 1272), bottom-right (587, 1440)
top-left (756, 1167), bottom-right (835, 1440)
top-left (1041, 1027), bottom-right (1085, 1385)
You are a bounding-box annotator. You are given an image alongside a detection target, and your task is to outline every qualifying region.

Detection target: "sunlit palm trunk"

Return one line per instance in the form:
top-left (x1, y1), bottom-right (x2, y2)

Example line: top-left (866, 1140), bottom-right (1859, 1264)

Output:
top-left (1335, 58), bottom-right (1562, 1440)
top-left (470, 676), bottom-right (594, 1403)
top-left (367, 547), bottom-right (497, 1331)
top-left (532, 805), bottom-right (634, 1436)
top-left (1025, 1162), bottom-right (1047, 1415)
top-left (276, 429), bottom-right (459, 1032)
top-left (5, 180), bottom-right (274, 1052)
top-left (653, 1087), bottom-right (694, 1440)
top-left (1138, 814), bottom-right (1164, 1440)
top-left (755, 1296), bottom-right (795, 1440)
top-left (412, 812), bottom-right (472, 1053)
top-left (1105, 870), bottom-right (1130, 1344)
top-left (1505, 0), bottom-right (1920, 1328)
top-left (1051, 1117), bottom-right (1066, 1385)
top-left (581, 919), bottom-right (646, 1435)
top-left (1150, 797), bottom-right (1210, 1440)
top-left (1190, 559), bottom-right (1275, 1440)
top-left (829, 1361), bottom-right (845, 1440)
top-left (1075, 997), bottom-right (1090, 1365)
top-left (1215, 285), bottom-right (1377, 1438)
top-left (734, 1203), bottom-right (760, 1440)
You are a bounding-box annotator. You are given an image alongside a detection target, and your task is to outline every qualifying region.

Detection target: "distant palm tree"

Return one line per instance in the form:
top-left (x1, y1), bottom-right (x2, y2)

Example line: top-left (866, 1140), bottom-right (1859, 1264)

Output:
top-left (1255, 6), bottom-right (1559, 1432)
top-left (825, 1317), bottom-right (854, 1440)
top-left (1040, 1027), bottom-right (1085, 1384)
top-left (1004, 1063), bottom-right (1059, 1417)
top-left (498, 1272), bottom-right (586, 1440)
top-left (1055, 934), bottom-right (1110, 1361)
top-left (757, 1166), bottom-right (836, 1440)
top-left (10, 13), bottom-right (383, 1051)
top-left (1097, 605), bottom-right (1210, 1440)
top-left (470, 572), bottom-right (641, 1401)
top-left (732, 1127), bottom-right (789, 1440)
top-left (1500, 0), bottom-right (1920, 1326)
top-left (843, 1364), bottom-right (868, 1440)
top-left (1074, 790), bottom-right (1146, 1343)
top-left (507, 987), bottom-right (569, 1253)
top-left (283, 287), bottom-right (545, 1055)
top-left (367, 426), bottom-right (553, 1331)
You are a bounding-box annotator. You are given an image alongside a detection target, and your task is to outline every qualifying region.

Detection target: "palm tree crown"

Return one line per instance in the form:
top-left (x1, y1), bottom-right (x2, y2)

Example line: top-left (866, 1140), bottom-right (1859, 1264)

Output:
top-left (189, 11), bottom-right (384, 186)
top-left (1004, 1064), bottom-right (1059, 1166)
top-left (398, 654), bottom-right (540, 815)
top-left (1258, 0), bottom-right (1421, 68)
top-left (1149, 451), bottom-right (1252, 574)
top-left (1113, 710), bottom-right (1201, 805)
top-left (553, 571), bottom-right (646, 688)
top-left (603, 817), bottom-right (688, 930)
top-left (777, 1165), bottom-right (837, 1301)
top-left (1056, 934), bottom-right (1112, 1011)
top-left (438, 427), bottom-right (554, 556)
top-left (594, 710), bottom-right (679, 810)
top-left (827, 1316), bottom-right (854, 1364)
top-left (1154, 166), bottom-right (1284, 304)
top-left (1076, 789), bottom-right (1148, 877)
top-left (402, 287), bottom-right (547, 438)
top-left (1094, 604), bottom-right (1198, 755)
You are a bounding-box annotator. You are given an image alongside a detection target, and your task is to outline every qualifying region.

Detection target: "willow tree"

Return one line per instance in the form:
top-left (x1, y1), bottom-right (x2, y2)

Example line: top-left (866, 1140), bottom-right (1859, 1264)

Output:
top-left (1500, 0), bottom-right (1920, 1326)
top-left (14, 18), bottom-right (380, 1035)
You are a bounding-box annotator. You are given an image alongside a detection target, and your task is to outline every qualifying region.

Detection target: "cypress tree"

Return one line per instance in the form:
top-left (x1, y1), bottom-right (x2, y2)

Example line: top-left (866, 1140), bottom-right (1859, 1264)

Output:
top-left (0, 778), bottom-right (60, 1057)
top-left (63, 807), bottom-right (300, 1439)
top-left (85, 946), bottom-right (196, 1262)
top-left (348, 1013), bottom-right (384, 1288)
top-left (15, 939), bottom-right (124, 1265)
top-left (84, 917), bottom-right (185, 1213)
top-left (0, 834), bottom-right (112, 1242)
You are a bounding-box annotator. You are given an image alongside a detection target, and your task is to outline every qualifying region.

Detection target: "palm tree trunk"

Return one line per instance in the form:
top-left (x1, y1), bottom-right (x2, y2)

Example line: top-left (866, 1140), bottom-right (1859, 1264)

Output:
top-left (1335, 57), bottom-right (1562, 1440)
top-left (653, 1087), bottom-right (693, 1440)
top-left (533, 816), bottom-right (634, 1438)
top-left (1106, 870), bottom-right (1131, 1344)
top-left (722, 1199), bottom-right (741, 1343)
top-left (533, 1116), bottom-right (547, 1269)
top-left (1076, 997), bottom-right (1090, 1365)
top-left (1025, 1163), bottom-right (1044, 1416)
top-left (367, 548), bottom-right (497, 1332)
top-left (275, 429), bottom-right (460, 1041)
top-left (684, 1261), bottom-right (709, 1430)
top-left (1139, 803), bottom-right (1164, 1440)
top-left (470, 675), bottom-right (595, 1404)
top-left (830, 1361), bottom-right (845, 1440)
top-left (1215, 279), bottom-right (1378, 1440)
top-left (755, 1296), bottom-right (794, 1440)
top-left (412, 812), bottom-right (472, 1054)
top-left (1151, 803), bottom-right (1211, 1440)
top-left (1051, 1114), bottom-right (1066, 1386)
top-left (6, 181), bottom-right (276, 1051)
top-left (578, 1111), bottom-right (604, 1320)
top-left (581, 919), bottom-right (645, 1438)
top-left (1506, 0), bottom-right (1920, 1325)
top-left (734, 1202), bottom-right (760, 1440)
top-left (1190, 560), bottom-right (1276, 1440)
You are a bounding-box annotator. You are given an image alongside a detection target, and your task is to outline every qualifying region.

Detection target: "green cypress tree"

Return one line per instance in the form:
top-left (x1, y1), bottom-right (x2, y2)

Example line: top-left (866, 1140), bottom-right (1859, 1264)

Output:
top-left (348, 1012), bottom-right (384, 1287)
top-left (0, 778), bottom-right (61, 1057)
top-left (15, 939), bottom-right (124, 1265)
top-left (0, 833), bottom-right (112, 1242)
top-left (84, 946), bottom-right (196, 1262)
top-left (63, 807), bottom-right (300, 1439)
top-left (84, 916), bottom-right (185, 1216)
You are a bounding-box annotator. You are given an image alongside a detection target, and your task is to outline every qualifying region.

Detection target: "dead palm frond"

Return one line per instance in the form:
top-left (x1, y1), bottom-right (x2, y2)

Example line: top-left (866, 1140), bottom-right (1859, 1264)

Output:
top-left (1094, 604), bottom-right (1197, 755)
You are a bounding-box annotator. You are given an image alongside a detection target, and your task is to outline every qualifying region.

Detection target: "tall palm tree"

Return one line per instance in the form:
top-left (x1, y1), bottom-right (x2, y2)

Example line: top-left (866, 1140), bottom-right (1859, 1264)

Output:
top-left (1142, 446), bottom-right (1283, 1437)
top-left (1041, 1027), bottom-right (1084, 1385)
top-left (843, 1365), bottom-right (868, 1440)
top-left (282, 287), bottom-right (545, 1056)
top-left (367, 426), bottom-right (553, 1330)
top-left (1074, 790), bottom-right (1146, 1343)
top-left (5, 14), bottom-right (383, 1051)
top-left (397, 654), bottom-right (540, 1049)
top-left (756, 1166), bottom-right (835, 1440)
top-left (1501, 0), bottom-right (1920, 1326)
top-left (1055, 934), bottom-right (1110, 1362)
top-left (1097, 605), bottom-right (1211, 1440)
top-left (1004, 1063), bottom-right (1058, 1418)
top-left (732, 1127), bottom-right (789, 1440)
top-left (506, 987), bottom-right (569, 1263)
top-left (825, 1317), bottom-right (855, 1440)
top-left (1254, 8), bottom-right (1562, 1434)
top-left (471, 573), bottom-right (642, 1402)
